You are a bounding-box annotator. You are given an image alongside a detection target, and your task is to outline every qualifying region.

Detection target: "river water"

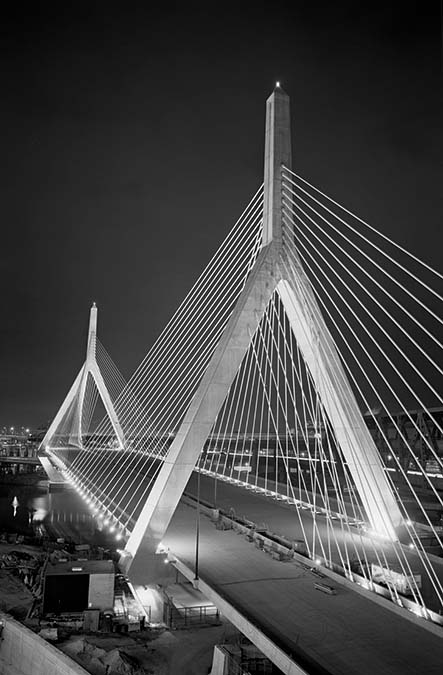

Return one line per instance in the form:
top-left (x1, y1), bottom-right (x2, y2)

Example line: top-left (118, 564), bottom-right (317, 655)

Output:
top-left (0, 480), bottom-right (117, 548)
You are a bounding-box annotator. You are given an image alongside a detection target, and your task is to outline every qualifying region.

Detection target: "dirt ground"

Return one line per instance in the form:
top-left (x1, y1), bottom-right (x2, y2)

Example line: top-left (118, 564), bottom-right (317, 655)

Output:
top-left (0, 541), bottom-right (234, 675)
top-left (58, 622), bottom-right (233, 675)
top-left (0, 568), bottom-right (34, 620)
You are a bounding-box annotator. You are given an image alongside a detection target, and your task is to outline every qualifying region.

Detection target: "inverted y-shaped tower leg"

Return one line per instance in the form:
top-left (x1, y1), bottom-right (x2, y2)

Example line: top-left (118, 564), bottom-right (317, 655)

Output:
top-left (39, 365), bottom-right (86, 450)
top-left (123, 85), bottom-right (403, 579)
top-left (39, 303), bottom-right (125, 451)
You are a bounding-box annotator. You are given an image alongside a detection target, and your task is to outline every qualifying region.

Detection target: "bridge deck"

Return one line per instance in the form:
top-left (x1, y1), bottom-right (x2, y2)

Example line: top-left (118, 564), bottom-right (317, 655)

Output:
top-left (38, 456), bottom-right (68, 485)
top-left (183, 473), bottom-right (443, 614)
top-left (162, 499), bottom-right (443, 675)
top-left (0, 456), bottom-right (40, 465)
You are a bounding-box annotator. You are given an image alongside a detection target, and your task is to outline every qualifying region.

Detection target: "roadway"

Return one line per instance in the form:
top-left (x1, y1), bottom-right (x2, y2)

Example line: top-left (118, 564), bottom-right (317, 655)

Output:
top-left (183, 472), bottom-right (443, 614)
top-left (162, 497), bottom-right (443, 675)
top-left (38, 455), bottom-right (69, 486)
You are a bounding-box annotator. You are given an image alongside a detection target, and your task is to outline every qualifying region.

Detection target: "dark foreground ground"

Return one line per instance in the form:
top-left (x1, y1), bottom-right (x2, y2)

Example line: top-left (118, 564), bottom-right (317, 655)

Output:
top-left (0, 541), bottom-right (232, 675)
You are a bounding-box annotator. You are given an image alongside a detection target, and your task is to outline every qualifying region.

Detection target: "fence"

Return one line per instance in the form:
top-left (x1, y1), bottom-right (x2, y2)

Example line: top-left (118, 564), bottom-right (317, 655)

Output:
top-left (163, 593), bottom-right (220, 629)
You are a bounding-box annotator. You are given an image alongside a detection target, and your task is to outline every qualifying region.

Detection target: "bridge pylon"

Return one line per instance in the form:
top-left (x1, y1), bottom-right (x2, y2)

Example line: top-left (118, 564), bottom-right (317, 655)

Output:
top-left (39, 303), bottom-right (125, 452)
top-left (122, 85), bottom-right (403, 580)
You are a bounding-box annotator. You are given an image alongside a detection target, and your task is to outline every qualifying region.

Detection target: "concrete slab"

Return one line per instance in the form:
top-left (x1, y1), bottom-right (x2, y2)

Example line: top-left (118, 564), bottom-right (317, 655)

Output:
top-left (161, 501), bottom-right (443, 675)
top-left (186, 472), bottom-right (443, 614)
top-left (165, 582), bottom-right (215, 609)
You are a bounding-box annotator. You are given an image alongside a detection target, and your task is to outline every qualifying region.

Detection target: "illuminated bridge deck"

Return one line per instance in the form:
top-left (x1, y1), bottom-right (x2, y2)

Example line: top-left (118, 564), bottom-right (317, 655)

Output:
top-left (183, 473), bottom-right (443, 613)
top-left (59, 449), bottom-right (443, 613)
top-left (162, 493), bottom-right (443, 675)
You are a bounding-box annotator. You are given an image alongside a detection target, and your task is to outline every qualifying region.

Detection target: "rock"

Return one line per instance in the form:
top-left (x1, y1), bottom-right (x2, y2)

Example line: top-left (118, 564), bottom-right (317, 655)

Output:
top-left (62, 636), bottom-right (87, 656)
top-left (103, 648), bottom-right (146, 675)
top-left (61, 638), bottom-right (146, 675)
top-left (83, 638), bottom-right (107, 660)
top-left (38, 627), bottom-right (58, 641)
top-left (83, 654), bottom-right (107, 675)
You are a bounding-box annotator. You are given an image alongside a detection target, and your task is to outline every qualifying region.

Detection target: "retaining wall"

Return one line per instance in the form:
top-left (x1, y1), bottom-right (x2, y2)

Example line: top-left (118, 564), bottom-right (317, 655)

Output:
top-left (0, 612), bottom-right (89, 675)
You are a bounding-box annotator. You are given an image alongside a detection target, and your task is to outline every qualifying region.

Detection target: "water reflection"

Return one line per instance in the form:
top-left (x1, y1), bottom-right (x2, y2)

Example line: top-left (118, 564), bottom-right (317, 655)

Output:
top-left (30, 495), bottom-right (48, 522)
top-left (0, 483), bottom-right (116, 547)
top-left (11, 496), bottom-right (18, 517)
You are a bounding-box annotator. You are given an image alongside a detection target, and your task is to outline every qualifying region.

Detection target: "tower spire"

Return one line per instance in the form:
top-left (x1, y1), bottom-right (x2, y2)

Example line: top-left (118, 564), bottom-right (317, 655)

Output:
top-left (86, 302), bottom-right (98, 363)
top-left (262, 83), bottom-right (292, 247)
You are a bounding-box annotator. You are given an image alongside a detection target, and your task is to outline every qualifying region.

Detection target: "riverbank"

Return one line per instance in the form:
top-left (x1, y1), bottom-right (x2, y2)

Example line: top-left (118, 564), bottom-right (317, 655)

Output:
top-left (0, 473), bottom-right (48, 487)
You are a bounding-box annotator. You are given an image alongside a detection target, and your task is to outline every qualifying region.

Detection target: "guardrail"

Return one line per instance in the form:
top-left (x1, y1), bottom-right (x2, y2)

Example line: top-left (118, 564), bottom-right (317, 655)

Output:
top-left (162, 591), bottom-right (220, 629)
top-left (181, 491), bottom-right (443, 632)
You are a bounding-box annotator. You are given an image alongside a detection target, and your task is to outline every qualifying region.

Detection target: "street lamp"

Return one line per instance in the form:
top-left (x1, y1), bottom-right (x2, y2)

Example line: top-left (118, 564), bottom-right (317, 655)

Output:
top-left (214, 470), bottom-right (218, 507)
top-left (194, 469), bottom-right (201, 584)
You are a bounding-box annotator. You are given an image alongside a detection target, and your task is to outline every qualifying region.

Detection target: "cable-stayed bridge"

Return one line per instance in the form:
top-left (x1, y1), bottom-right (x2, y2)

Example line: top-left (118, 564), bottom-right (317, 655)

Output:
top-left (40, 85), bottom-right (443, 672)
top-left (39, 302), bottom-right (127, 452)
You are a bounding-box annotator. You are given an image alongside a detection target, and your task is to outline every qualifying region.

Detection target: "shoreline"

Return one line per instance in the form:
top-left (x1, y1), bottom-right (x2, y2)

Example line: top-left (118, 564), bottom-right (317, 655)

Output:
top-left (0, 474), bottom-right (48, 488)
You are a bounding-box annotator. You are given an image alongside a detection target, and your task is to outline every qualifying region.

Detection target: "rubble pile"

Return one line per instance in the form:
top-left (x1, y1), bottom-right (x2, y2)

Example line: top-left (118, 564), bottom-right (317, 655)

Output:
top-left (62, 636), bottom-right (147, 675)
top-left (0, 545), bottom-right (45, 619)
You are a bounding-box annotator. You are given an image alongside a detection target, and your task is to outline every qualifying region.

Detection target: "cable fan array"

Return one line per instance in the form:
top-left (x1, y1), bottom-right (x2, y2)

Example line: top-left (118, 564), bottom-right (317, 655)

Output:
top-left (259, 164), bottom-right (443, 614)
top-left (196, 287), bottom-right (443, 614)
top-left (59, 168), bottom-right (443, 618)
top-left (48, 338), bottom-right (126, 450)
top-left (64, 187), bottom-right (264, 532)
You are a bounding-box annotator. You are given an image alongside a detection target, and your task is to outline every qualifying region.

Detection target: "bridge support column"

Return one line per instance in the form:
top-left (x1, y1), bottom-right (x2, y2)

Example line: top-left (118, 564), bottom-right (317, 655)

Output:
top-left (122, 248), bottom-right (282, 581)
top-left (123, 84), bottom-right (403, 579)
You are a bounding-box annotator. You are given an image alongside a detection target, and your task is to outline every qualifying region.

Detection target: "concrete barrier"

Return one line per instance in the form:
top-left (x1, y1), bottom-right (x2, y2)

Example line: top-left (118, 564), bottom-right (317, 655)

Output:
top-left (171, 558), bottom-right (309, 675)
top-left (314, 582), bottom-right (337, 595)
top-left (0, 612), bottom-right (89, 675)
top-left (182, 492), bottom-right (443, 634)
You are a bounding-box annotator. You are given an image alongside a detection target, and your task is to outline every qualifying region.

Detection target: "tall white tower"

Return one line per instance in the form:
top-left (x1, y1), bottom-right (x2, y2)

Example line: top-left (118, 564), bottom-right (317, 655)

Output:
top-left (122, 86), bottom-right (402, 582)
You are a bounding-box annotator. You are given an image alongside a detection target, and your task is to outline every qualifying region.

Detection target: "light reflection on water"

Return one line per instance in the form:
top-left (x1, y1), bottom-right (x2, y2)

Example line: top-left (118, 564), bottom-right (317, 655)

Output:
top-left (0, 483), bottom-right (116, 546)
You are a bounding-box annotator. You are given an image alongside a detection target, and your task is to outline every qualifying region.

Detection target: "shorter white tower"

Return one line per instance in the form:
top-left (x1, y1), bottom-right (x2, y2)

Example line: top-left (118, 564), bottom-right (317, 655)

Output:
top-left (39, 303), bottom-right (125, 451)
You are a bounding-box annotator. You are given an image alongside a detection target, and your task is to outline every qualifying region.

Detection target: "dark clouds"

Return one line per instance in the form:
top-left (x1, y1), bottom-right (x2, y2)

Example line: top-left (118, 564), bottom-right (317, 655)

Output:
top-left (1, 2), bottom-right (442, 426)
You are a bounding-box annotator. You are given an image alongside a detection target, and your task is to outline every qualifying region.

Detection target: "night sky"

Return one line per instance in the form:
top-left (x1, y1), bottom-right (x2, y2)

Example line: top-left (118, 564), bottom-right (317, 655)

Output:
top-left (1, 2), bottom-right (442, 428)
